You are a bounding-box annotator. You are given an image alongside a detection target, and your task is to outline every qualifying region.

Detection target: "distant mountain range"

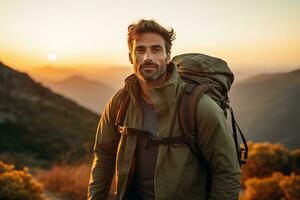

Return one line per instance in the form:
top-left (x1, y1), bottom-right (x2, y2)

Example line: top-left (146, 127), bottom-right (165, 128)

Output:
top-left (24, 66), bottom-right (133, 113)
top-left (24, 66), bottom-right (81, 82)
top-left (26, 65), bottom-right (132, 89)
top-left (44, 76), bottom-right (116, 113)
top-left (229, 68), bottom-right (300, 149)
top-left (0, 62), bottom-right (99, 167)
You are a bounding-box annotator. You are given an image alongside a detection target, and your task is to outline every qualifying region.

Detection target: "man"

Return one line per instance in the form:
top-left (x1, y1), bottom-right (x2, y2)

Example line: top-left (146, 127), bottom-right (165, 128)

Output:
top-left (88, 19), bottom-right (241, 200)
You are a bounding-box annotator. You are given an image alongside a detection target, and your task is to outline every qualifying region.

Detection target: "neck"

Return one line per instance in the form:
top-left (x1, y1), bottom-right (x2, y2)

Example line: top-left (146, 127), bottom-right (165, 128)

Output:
top-left (139, 72), bottom-right (169, 104)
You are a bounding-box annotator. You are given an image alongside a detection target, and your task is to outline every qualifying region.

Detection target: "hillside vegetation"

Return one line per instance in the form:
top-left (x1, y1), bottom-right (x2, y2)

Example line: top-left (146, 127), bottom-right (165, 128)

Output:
top-left (0, 62), bottom-right (99, 167)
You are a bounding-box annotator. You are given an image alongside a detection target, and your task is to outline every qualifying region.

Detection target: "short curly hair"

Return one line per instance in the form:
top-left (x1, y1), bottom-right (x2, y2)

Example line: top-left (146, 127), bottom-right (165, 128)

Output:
top-left (127, 19), bottom-right (176, 54)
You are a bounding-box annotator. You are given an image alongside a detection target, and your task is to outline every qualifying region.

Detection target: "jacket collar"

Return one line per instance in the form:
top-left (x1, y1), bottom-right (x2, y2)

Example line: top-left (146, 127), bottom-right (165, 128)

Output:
top-left (124, 62), bottom-right (184, 113)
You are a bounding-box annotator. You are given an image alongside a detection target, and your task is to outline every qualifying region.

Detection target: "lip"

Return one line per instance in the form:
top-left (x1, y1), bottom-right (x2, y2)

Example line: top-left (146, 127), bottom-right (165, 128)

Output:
top-left (141, 67), bottom-right (158, 72)
top-left (141, 65), bottom-right (158, 69)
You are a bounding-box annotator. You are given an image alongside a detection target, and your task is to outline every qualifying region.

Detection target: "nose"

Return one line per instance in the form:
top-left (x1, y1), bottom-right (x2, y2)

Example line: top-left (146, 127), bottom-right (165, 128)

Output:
top-left (143, 50), bottom-right (153, 62)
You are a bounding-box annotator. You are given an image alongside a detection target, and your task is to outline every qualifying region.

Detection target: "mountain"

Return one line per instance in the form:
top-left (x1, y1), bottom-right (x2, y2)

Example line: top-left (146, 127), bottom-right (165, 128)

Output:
top-left (80, 66), bottom-right (132, 89)
top-left (44, 76), bottom-right (116, 113)
top-left (0, 62), bottom-right (99, 167)
top-left (229, 68), bottom-right (300, 148)
top-left (25, 66), bottom-right (80, 82)
top-left (26, 66), bottom-right (132, 90)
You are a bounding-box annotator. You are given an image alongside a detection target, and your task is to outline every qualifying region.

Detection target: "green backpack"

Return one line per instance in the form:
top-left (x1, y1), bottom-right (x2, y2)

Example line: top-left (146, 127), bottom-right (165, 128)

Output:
top-left (173, 53), bottom-right (233, 114)
top-left (172, 53), bottom-right (248, 165)
top-left (114, 53), bottom-right (248, 198)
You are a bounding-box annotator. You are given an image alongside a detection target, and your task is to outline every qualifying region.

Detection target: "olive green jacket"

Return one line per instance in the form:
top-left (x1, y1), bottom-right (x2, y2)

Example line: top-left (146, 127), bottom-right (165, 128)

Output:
top-left (88, 65), bottom-right (241, 200)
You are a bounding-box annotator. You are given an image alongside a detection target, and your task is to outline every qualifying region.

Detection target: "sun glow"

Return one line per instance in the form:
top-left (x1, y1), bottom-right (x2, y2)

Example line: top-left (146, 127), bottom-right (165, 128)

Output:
top-left (0, 1), bottom-right (299, 71)
top-left (48, 53), bottom-right (57, 62)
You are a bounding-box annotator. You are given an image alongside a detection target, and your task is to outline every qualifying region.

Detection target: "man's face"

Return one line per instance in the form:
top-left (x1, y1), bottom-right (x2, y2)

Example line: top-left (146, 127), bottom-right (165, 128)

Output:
top-left (129, 32), bottom-right (171, 83)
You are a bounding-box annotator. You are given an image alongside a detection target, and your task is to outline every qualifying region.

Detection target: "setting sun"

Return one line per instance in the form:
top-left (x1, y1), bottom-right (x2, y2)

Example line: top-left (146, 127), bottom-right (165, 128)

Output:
top-left (48, 53), bottom-right (57, 62)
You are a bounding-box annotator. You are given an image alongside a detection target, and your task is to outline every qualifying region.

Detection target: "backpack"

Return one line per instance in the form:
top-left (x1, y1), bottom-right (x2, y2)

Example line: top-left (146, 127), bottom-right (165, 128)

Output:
top-left (114, 53), bottom-right (248, 196)
top-left (172, 53), bottom-right (248, 166)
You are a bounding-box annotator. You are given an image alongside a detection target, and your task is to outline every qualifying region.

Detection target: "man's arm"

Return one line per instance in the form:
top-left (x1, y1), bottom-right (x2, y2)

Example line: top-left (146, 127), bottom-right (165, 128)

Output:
top-left (196, 94), bottom-right (241, 200)
top-left (87, 92), bottom-right (121, 200)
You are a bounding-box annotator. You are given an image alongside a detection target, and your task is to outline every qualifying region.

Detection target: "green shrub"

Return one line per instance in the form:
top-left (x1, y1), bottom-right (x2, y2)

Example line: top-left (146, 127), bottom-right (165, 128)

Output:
top-left (280, 172), bottom-right (300, 200)
top-left (290, 149), bottom-right (300, 174)
top-left (241, 142), bottom-right (292, 186)
top-left (0, 160), bottom-right (46, 200)
top-left (241, 172), bottom-right (285, 200)
top-left (241, 172), bottom-right (300, 200)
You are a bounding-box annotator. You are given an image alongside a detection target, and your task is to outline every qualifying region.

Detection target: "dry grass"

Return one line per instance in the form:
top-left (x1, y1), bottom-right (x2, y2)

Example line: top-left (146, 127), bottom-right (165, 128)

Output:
top-left (36, 164), bottom-right (91, 200)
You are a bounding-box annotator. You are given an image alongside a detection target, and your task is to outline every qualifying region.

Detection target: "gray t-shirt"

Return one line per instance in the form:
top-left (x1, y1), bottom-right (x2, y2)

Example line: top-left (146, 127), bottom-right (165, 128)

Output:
top-left (127, 96), bottom-right (158, 200)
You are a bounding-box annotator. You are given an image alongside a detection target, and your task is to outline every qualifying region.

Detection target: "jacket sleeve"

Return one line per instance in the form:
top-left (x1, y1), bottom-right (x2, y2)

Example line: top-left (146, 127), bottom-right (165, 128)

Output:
top-left (196, 94), bottom-right (241, 200)
top-left (87, 91), bottom-right (121, 200)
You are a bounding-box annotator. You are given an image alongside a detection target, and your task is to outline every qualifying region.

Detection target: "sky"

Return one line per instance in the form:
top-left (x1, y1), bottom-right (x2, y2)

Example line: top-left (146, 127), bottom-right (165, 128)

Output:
top-left (0, 0), bottom-right (299, 74)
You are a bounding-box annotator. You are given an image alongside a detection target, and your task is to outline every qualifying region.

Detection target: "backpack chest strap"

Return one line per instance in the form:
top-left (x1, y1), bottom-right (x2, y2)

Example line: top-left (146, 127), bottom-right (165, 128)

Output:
top-left (117, 125), bottom-right (186, 146)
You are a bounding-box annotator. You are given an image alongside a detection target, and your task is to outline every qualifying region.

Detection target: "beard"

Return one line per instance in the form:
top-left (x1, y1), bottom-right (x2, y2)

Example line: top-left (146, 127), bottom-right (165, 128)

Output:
top-left (137, 61), bottom-right (167, 82)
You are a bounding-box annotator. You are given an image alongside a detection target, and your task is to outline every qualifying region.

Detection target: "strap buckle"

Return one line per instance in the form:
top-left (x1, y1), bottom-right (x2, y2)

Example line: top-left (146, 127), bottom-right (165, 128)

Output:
top-left (189, 132), bottom-right (197, 143)
top-left (117, 125), bottom-right (127, 134)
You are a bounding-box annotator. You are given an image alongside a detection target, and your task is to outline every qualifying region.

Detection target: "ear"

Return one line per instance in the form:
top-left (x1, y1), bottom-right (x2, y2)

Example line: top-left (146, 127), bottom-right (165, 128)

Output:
top-left (129, 52), bottom-right (133, 64)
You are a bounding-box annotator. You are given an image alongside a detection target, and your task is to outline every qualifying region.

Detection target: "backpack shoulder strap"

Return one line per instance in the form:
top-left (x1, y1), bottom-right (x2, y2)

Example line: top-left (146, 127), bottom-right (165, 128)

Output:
top-left (179, 82), bottom-right (209, 159)
top-left (179, 82), bottom-right (212, 198)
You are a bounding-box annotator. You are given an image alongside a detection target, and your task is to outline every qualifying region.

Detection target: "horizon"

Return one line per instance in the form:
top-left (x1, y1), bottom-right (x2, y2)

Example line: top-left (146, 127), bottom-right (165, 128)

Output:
top-left (1, 57), bottom-right (299, 84)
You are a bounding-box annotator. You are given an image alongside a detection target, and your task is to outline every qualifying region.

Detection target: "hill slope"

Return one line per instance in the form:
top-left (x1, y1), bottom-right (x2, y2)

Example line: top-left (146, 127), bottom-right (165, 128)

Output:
top-left (229, 68), bottom-right (300, 148)
top-left (44, 76), bottom-right (115, 113)
top-left (0, 62), bottom-right (99, 166)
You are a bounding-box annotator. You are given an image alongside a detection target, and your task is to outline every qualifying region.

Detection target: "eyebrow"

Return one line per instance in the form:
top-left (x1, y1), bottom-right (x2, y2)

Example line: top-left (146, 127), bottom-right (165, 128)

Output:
top-left (151, 45), bottom-right (163, 49)
top-left (135, 44), bottom-right (163, 49)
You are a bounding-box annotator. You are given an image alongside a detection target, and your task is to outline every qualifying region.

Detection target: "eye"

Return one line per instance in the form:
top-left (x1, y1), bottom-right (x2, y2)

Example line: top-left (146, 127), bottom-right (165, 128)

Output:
top-left (152, 46), bottom-right (162, 53)
top-left (135, 47), bottom-right (145, 53)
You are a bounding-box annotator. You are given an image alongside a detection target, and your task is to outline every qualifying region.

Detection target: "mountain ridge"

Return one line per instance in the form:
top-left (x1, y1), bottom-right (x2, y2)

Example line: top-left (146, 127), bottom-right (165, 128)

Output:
top-left (229, 67), bottom-right (300, 148)
top-left (44, 75), bottom-right (116, 113)
top-left (0, 62), bottom-right (99, 167)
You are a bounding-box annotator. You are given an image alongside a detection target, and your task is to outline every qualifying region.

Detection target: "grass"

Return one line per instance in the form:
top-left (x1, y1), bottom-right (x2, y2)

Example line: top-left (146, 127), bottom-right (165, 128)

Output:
top-left (36, 163), bottom-right (91, 200)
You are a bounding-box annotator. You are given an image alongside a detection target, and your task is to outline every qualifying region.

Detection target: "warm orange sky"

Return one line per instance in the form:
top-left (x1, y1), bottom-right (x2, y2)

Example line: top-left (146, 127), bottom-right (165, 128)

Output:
top-left (0, 0), bottom-right (299, 74)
